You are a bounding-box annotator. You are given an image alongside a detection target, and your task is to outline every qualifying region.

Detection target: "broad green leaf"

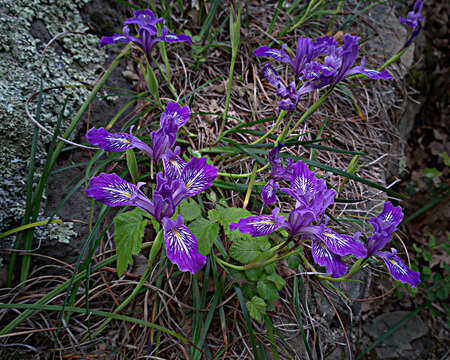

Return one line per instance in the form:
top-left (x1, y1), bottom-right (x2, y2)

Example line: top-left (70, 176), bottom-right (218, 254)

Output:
top-left (266, 299), bottom-right (276, 312)
top-left (287, 253), bottom-right (301, 270)
top-left (245, 268), bottom-right (263, 282)
top-left (439, 152), bottom-right (450, 166)
top-left (242, 283), bottom-right (257, 300)
top-left (180, 199), bottom-right (202, 221)
top-left (228, 269), bottom-right (246, 281)
top-left (113, 208), bottom-right (147, 276)
top-left (266, 273), bottom-right (286, 291)
top-left (257, 278), bottom-right (279, 301)
top-left (246, 296), bottom-right (266, 323)
top-left (264, 262), bottom-right (276, 274)
top-left (229, 237), bottom-right (270, 264)
top-left (208, 206), bottom-right (253, 233)
top-left (188, 217), bottom-right (219, 255)
top-left (421, 168), bottom-right (443, 178)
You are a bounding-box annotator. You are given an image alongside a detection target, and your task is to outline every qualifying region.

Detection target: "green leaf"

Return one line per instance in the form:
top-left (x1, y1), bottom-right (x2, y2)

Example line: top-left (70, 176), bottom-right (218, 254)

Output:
top-left (422, 266), bottom-right (432, 276)
top-left (287, 253), bottom-right (301, 270)
top-left (188, 218), bottom-right (219, 255)
top-left (428, 233), bottom-right (437, 248)
top-left (423, 250), bottom-right (433, 262)
top-left (441, 242), bottom-right (450, 255)
top-left (242, 283), bottom-right (257, 299)
top-left (228, 269), bottom-right (246, 282)
top-left (266, 273), bottom-right (286, 291)
top-left (126, 148), bottom-right (138, 184)
top-left (257, 278), bottom-right (279, 301)
top-left (421, 168), bottom-right (443, 178)
top-left (439, 152), bottom-right (450, 167)
top-left (113, 208), bottom-right (147, 276)
top-left (149, 230), bottom-right (164, 263)
top-left (229, 236), bottom-right (270, 264)
top-left (208, 206), bottom-right (253, 233)
top-left (264, 262), bottom-right (276, 274)
top-left (180, 199), bottom-right (202, 221)
top-left (245, 268), bottom-right (263, 282)
top-left (246, 296), bottom-right (266, 323)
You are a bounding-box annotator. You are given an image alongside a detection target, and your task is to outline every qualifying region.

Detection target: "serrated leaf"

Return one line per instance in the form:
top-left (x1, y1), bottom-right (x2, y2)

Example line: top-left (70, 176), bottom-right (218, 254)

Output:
top-left (230, 237), bottom-right (270, 264)
top-left (246, 296), bottom-right (266, 323)
top-left (113, 208), bottom-right (147, 276)
top-left (188, 217), bottom-right (219, 255)
top-left (208, 206), bottom-right (253, 233)
top-left (180, 199), bottom-right (202, 221)
top-left (266, 273), bottom-right (286, 291)
top-left (257, 278), bottom-right (279, 301)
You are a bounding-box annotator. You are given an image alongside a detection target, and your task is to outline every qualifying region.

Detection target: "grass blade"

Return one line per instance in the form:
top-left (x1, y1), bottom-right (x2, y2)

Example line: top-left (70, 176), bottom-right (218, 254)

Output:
top-left (235, 286), bottom-right (259, 359)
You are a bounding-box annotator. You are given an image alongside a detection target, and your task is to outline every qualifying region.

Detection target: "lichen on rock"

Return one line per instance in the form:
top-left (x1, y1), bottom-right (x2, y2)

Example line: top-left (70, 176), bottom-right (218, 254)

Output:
top-left (0, 0), bottom-right (106, 242)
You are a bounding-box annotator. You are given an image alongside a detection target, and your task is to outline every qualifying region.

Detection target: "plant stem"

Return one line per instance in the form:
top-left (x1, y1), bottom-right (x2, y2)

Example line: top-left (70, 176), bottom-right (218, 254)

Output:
top-left (285, 86), bottom-right (334, 140)
top-left (243, 163), bottom-right (258, 209)
top-left (216, 53), bottom-right (237, 144)
top-left (349, 46), bottom-right (410, 80)
top-left (250, 110), bottom-right (286, 145)
top-left (218, 162), bottom-right (270, 178)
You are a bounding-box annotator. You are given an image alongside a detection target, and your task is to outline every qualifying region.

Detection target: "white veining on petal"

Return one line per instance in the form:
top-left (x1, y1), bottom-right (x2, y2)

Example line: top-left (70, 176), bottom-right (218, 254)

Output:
top-left (388, 258), bottom-right (408, 275)
top-left (314, 242), bottom-right (332, 260)
top-left (102, 182), bottom-right (134, 203)
top-left (268, 50), bottom-right (282, 59)
top-left (248, 217), bottom-right (277, 234)
top-left (322, 231), bottom-right (348, 249)
top-left (105, 135), bottom-right (133, 150)
top-left (185, 168), bottom-right (205, 194)
top-left (168, 227), bottom-right (192, 258)
top-left (383, 211), bottom-right (393, 223)
top-left (294, 175), bottom-right (312, 194)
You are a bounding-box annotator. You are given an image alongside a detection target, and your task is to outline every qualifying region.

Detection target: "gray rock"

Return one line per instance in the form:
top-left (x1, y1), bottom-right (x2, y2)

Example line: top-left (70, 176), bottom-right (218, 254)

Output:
top-left (0, 0), bottom-right (106, 241)
top-left (363, 311), bottom-right (430, 359)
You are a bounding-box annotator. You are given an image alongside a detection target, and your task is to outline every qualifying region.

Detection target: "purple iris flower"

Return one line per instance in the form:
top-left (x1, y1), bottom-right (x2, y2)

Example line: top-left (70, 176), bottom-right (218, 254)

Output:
top-left (366, 202), bottom-right (403, 256)
top-left (399, 0), bottom-right (424, 48)
top-left (162, 146), bottom-right (187, 180)
top-left (261, 143), bottom-right (293, 206)
top-left (85, 157), bottom-right (217, 274)
top-left (86, 102), bottom-right (190, 163)
top-left (232, 158), bottom-right (366, 277)
top-left (86, 126), bottom-right (153, 157)
top-left (162, 215), bottom-right (206, 274)
top-left (255, 35), bottom-right (392, 111)
top-left (365, 202), bottom-right (420, 288)
top-left (151, 102), bottom-right (190, 162)
top-left (302, 35), bottom-right (393, 90)
top-left (399, 0), bottom-right (424, 31)
top-left (100, 9), bottom-right (192, 58)
top-left (255, 36), bottom-right (335, 79)
top-left (377, 248), bottom-right (420, 289)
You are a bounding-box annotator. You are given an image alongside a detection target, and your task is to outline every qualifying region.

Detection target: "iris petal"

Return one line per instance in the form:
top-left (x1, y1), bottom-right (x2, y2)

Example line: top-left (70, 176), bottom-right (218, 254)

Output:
top-left (229, 208), bottom-right (286, 237)
top-left (311, 240), bottom-right (347, 278)
top-left (181, 157), bottom-right (217, 197)
top-left (162, 215), bottom-right (206, 274)
top-left (377, 249), bottom-right (420, 288)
